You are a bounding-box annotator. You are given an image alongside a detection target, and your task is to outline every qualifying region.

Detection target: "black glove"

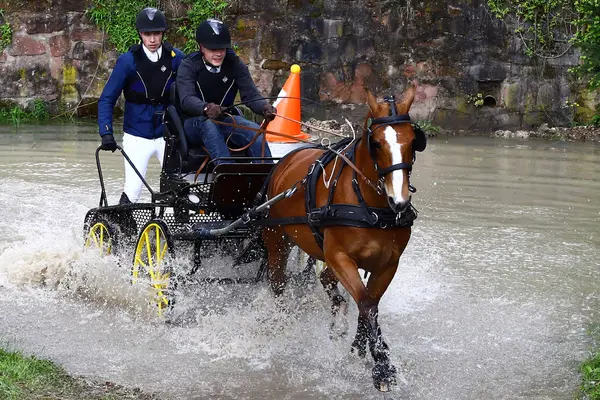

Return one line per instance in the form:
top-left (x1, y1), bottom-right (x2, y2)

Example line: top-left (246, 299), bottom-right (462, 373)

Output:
top-left (262, 103), bottom-right (277, 122)
top-left (203, 103), bottom-right (224, 119)
top-left (100, 134), bottom-right (117, 152)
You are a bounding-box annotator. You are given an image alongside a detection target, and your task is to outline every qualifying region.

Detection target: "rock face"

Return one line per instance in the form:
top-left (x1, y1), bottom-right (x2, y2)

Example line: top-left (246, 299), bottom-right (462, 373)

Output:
top-left (0, 0), bottom-right (586, 129)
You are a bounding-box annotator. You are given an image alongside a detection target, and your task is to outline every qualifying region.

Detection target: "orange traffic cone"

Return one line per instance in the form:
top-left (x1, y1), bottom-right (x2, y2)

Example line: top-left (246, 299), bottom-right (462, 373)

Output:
top-left (266, 64), bottom-right (310, 143)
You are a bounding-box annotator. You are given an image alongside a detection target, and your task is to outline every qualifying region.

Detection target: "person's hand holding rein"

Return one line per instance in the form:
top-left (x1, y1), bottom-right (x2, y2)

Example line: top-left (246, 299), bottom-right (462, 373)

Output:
top-left (203, 103), bottom-right (224, 119)
top-left (262, 103), bottom-right (277, 122)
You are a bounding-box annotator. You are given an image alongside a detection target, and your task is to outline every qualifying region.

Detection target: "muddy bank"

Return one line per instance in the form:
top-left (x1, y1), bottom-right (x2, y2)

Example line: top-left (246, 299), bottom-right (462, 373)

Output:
top-left (444, 123), bottom-right (600, 142)
top-left (304, 119), bottom-right (600, 143)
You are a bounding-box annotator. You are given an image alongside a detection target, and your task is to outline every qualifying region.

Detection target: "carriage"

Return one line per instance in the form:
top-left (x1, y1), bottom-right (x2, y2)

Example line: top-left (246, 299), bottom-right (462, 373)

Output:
top-left (83, 86), bottom-right (311, 316)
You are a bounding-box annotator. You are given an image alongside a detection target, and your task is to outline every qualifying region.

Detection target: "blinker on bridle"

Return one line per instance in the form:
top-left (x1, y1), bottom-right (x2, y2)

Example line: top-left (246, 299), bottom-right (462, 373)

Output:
top-left (366, 95), bottom-right (415, 182)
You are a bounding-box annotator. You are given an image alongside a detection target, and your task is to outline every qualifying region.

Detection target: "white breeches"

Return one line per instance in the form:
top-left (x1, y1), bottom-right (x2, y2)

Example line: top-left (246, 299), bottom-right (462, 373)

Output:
top-left (122, 133), bottom-right (165, 202)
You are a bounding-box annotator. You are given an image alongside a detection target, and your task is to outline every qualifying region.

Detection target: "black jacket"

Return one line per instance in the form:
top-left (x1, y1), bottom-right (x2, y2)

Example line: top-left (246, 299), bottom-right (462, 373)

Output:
top-left (176, 50), bottom-right (268, 118)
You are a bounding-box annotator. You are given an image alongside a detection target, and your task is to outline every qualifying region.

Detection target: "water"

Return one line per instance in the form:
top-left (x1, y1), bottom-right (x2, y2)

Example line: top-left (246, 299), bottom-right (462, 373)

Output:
top-left (0, 125), bottom-right (598, 399)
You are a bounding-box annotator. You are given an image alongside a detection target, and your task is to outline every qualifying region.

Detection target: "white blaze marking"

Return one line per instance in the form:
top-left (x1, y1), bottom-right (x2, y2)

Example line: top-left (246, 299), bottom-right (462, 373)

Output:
top-left (383, 126), bottom-right (407, 203)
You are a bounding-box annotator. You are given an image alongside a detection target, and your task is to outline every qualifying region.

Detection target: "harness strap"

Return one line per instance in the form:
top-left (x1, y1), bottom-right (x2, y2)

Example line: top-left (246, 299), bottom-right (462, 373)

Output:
top-left (258, 204), bottom-right (416, 230)
top-left (305, 138), bottom-right (353, 248)
top-left (378, 162), bottom-right (412, 178)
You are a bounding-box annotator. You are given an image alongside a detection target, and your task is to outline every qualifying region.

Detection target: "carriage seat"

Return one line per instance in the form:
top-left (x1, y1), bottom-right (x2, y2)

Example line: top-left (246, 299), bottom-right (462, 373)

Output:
top-left (209, 162), bottom-right (275, 218)
top-left (162, 82), bottom-right (246, 176)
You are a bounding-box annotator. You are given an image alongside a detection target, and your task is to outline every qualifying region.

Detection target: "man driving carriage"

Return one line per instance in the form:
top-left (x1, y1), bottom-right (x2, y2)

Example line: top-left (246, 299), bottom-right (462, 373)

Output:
top-left (176, 19), bottom-right (276, 165)
top-left (97, 7), bottom-right (185, 204)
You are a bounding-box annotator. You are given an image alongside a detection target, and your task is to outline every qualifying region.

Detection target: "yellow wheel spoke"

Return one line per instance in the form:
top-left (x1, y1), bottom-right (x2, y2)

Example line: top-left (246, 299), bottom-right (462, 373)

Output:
top-left (155, 226), bottom-right (161, 262)
top-left (132, 221), bottom-right (172, 316)
top-left (85, 223), bottom-right (112, 256)
top-left (144, 232), bottom-right (153, 268)
top-left (91, 232), bottom-right (99, 248)
top-left (159, 242), bottom-right (168, 262)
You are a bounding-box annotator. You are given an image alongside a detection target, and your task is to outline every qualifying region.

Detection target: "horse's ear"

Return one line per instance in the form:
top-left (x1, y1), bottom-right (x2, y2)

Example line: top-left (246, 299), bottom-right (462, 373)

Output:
top-left (365, 89), bottom-right (379, 115)
top-left (397, 82), bottom-right (417, 114)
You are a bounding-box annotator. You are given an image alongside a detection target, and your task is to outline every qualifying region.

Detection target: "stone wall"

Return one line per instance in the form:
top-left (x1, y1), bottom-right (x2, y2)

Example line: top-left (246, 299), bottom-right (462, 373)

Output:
top-left (0, 0), bottom-right (587, 130)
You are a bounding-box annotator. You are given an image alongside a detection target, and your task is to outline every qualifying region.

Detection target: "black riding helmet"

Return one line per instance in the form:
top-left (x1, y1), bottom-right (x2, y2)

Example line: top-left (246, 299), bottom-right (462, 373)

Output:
top-left (195, 19), bottom-right (231, 49)
top-left (136, 7), bottom-right (167, 32)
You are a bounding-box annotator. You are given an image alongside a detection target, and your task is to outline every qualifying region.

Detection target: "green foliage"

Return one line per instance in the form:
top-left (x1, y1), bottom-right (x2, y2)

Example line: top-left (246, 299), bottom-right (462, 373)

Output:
top-left (486, 0), bottom-right (577, 58)
top-left (590, 114), bottom-right (600, 127)
top-left (416, 120), bottom-right (440, 135)
top-left (177, 0), bottom-right (229, 54)
top-left (0, 9), bottom-right (12, 51)
top-left (486, 1), bottom-right (600, 91)
top-left (0, 347), bottom-right (151, 398)
top-left (87, 0), bottom-right (159, 53)
top-left (467, 93), bottom-right (484, 107)
top-left (30, 98), bottom-right (49, 120)
top-left (87, 1), bottom-right (229, 54)
top-left (0, 99), bottom-right (50, 126)
top-left (573, 0), bottom-right (600, 89)
top-left (0, 348), bottom-right (71, 399)
top-left (579, 325), bottom-right (600, 399)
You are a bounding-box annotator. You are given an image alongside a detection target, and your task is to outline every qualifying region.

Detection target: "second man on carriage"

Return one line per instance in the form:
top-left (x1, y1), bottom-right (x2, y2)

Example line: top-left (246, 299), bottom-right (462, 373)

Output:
top-left (176, 19), bottom-right (276, 165)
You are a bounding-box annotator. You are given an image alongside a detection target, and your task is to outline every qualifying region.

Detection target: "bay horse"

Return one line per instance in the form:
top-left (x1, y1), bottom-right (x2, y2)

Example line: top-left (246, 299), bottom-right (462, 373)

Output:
top-left (260, 85), bottom-right (426, 391)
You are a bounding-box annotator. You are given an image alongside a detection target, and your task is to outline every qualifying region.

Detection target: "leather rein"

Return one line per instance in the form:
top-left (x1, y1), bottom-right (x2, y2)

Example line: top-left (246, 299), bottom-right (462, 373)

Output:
top-left (209, 115), bottom-right (384, 193)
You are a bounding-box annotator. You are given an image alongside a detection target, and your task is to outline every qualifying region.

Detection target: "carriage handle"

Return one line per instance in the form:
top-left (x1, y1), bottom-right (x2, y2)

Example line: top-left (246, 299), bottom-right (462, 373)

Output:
top-left (95, 145), bottom-right (155, 207)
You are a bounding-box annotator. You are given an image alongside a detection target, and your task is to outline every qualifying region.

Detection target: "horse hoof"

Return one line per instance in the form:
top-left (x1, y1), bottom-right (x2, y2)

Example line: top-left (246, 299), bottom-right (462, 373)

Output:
top-left (350, 344), bottom-right (367, 358)
top-left (372, 362), bottom-right (397, 392)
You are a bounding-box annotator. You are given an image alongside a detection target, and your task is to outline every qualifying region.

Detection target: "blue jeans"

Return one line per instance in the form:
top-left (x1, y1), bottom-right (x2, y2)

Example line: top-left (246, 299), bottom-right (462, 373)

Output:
top-left (184, 115), bottom-right (272, 165)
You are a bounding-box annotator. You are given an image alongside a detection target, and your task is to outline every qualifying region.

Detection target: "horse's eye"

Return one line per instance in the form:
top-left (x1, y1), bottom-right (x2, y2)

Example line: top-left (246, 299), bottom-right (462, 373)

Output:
top-left (370, 141), bottom-right (381, 150)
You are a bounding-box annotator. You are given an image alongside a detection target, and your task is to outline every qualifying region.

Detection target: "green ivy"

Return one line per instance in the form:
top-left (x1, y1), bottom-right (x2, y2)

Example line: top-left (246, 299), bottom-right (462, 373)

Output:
top-left (0, 9), bottom-right (12, 51)
top-left (87, 0), bottom-right (228, 54)
top-left (573, 0), bottom-right (600, 89)
top-left (87, 0), bottom-right (158, 53)
top-left (486, 0), bottom-right (576, 58)
top-left (177, 0), bottom-right (229, 54)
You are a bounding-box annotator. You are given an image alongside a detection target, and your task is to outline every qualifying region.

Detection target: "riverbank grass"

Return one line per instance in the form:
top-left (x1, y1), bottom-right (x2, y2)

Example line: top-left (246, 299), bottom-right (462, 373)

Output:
top-left (580, 351), bottom-right (600, 399)
top-left (579, 324), bottom-right (600, 399)
top-left (0, 347), bottom-right (79, 399)
top-left (0, 348), bottom-right (155, 399)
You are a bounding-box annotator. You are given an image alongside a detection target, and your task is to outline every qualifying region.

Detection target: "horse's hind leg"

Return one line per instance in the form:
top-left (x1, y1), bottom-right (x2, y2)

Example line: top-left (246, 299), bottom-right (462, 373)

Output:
top-left (262, 226), bottom-right (292, 296)
top-left (319, 266), bottom-right (349, 338)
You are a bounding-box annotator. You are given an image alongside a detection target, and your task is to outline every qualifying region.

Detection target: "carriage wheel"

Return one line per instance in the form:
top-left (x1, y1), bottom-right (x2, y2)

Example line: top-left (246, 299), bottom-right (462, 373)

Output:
top-left (84, 217), bottom-right (117, 256)
top-left (131, 220), bottom-right (175, 316)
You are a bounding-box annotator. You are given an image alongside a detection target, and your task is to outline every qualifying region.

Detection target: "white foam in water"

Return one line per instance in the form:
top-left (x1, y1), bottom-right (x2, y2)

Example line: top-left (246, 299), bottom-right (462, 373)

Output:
top-left (1, 134), bottom-right (599, 399)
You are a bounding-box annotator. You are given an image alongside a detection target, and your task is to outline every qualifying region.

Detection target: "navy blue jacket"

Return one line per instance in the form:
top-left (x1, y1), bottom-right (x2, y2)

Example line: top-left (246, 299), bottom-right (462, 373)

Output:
top-left (98, 43), bottom-right (185, 139)
top-left (177, 50), bottom-right (268, 119)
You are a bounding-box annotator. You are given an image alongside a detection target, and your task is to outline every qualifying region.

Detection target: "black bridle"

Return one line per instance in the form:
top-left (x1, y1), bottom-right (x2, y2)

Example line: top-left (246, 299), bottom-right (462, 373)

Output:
top-left (365, 95), bottom-right (415, 181)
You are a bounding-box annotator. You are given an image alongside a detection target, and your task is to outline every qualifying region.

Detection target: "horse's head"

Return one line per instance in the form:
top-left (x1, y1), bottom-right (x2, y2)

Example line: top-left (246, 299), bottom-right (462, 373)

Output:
top-left (364, 86), bottom-right (426, 213)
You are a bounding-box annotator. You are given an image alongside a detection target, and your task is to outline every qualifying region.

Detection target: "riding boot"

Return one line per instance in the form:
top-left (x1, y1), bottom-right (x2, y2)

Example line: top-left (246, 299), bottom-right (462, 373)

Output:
top-left (119, 192), bottom-right (132, 205)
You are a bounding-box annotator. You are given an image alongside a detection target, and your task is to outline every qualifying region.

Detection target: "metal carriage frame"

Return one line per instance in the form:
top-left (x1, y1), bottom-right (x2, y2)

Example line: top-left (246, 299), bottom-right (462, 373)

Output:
top-left (83, 100), bottom-right (311, 316)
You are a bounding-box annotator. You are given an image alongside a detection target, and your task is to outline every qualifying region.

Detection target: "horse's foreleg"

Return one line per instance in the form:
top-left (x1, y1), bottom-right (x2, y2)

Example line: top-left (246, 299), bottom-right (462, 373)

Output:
top-left (364, 265), bottom-right (399, 392)
top-left (352, 312), bottom-right (368, 358)
top-left (323, 245), bottom-right (397, 391)
top-left (319, 266), bottom-right (349, 338)
top-left (262, 226), bottom-right (292, 296)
